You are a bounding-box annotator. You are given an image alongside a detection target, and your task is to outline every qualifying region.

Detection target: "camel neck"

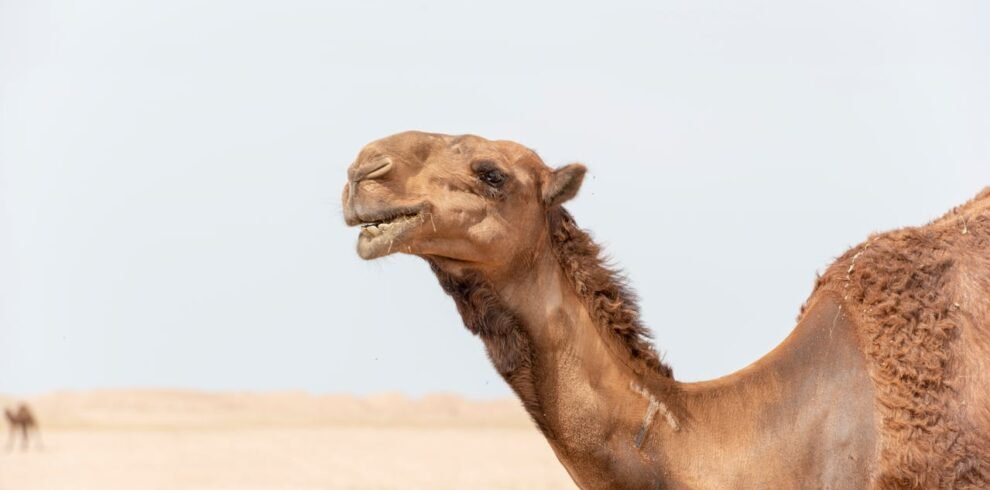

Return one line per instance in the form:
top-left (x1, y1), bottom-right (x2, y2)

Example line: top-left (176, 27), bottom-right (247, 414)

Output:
top-left (429, 215), bottom-right (874, 488)
top-left (481, 254), bottom-right (876, 489)
top-left (492, 251), bottom-right (684, 488)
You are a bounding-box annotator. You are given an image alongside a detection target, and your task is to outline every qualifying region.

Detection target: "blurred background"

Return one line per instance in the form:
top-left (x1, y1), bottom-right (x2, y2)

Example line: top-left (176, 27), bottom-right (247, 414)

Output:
top-left (1, 0), bottom-right (988, 488)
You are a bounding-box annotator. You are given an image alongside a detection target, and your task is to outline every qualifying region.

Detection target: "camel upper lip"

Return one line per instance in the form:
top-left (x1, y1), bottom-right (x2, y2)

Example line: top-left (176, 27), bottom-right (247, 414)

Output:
top-left (345, 205), bottom-right (425, 227)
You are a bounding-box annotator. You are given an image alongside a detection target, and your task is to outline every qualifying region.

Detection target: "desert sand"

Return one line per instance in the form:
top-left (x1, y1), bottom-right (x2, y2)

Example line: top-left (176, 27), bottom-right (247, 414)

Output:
top-left (0, 390), bottom-right (575, 490)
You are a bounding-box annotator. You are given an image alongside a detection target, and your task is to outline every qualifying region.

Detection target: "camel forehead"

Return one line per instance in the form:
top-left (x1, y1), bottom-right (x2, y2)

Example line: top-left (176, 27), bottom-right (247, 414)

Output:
top-left (360, 131), bottom-right (543, 171)
top-left (364, 130), bottom-right (448, 152)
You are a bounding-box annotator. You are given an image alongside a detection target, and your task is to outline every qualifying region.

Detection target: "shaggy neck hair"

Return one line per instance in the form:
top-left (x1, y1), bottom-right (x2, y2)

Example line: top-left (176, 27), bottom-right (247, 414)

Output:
top-left (547, 208), bottom-right (673, 379)
top-left (428, 208), bottom-right (673, 427)
top-left (429, 264), bottom-right (549, 434)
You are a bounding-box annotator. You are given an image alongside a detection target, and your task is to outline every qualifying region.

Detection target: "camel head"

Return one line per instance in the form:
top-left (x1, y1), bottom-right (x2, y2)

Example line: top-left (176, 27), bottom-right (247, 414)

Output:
top-left (343, 131), bottom-right (585, 276)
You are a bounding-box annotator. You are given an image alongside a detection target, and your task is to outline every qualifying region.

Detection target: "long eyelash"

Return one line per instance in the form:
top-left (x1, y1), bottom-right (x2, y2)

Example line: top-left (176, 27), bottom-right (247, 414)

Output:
top-left (471, 161), bottom-right (508, 199)
top-left (481, 184), bottom-right (504, 200)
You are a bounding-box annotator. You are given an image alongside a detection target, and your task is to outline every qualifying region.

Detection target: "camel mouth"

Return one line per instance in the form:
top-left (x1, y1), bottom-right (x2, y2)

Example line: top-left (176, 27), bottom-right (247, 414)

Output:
top-left (358, 212), bottom-right (421, 237)
top-left (352, 207), bottom-right (426, 259)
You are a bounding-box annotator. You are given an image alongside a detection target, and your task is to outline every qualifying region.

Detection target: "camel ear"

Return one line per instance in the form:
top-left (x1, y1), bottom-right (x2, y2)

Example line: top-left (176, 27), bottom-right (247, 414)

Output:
top-left (542, 163), bottom-right (587, 208)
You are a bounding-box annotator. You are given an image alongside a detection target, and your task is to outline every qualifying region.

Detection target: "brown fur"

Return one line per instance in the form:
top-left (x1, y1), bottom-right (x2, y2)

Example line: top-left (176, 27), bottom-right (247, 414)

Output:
top-left (343, 131), bottom-right (990, 489)
top-left (547, 208), bottom-right (674, 379)
top-left (429, 263), bottom-right (551, 436)
top-left (810, 188), bottom-right (990, 488)
top-left (427, 207), bottom-right (677, 436)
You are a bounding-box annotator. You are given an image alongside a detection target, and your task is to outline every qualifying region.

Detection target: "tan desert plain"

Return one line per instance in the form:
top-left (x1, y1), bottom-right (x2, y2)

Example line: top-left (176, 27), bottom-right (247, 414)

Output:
top-left (342, 131), bottom-right (990, 489)
top-left (0, 390), bottom-right (574, 489)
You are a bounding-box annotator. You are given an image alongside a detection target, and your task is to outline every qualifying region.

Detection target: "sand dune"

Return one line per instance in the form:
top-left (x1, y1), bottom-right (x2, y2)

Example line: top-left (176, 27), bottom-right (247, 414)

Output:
top-left (0, 390), bottom-right (576, 489)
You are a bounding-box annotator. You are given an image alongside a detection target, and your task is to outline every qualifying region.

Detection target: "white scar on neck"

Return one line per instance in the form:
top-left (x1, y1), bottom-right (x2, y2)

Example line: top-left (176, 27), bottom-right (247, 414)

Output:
top-left (629, 381), bottom-right (679, 448)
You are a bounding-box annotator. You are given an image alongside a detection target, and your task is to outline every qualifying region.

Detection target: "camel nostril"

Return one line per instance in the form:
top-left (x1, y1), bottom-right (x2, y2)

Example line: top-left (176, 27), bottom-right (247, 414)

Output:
top-left (353, 158), bottom-right (394, 182)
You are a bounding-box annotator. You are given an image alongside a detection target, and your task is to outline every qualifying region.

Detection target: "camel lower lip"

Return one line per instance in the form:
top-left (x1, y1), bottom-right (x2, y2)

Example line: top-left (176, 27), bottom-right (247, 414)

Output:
top-left (355, 212), bottom-right (423, 259)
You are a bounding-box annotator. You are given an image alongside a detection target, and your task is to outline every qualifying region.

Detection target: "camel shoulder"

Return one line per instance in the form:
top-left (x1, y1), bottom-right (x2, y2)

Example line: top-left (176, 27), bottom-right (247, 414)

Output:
top-left (803, 186), bottom-right (990, 487)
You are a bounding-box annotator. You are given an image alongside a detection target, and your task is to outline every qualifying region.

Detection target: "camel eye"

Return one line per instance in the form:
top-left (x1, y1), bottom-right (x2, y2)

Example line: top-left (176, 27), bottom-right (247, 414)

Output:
top-left (472, 160), bottom-right (507, 189)
top-left (479, 169), bottom-right (506, 187)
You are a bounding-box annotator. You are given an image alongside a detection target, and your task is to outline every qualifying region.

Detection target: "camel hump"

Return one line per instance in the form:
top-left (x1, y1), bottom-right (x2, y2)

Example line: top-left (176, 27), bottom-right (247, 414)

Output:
top-left (813, 186), bottom-right (990, 304)
top-left (929, 186), bottom-right (990, 226)
top-left (806, 187), bottom-right (990, 486)
top-left (974, 185), bottom-right (990, 202)
top-left (9, 403), bottom-right (37, 425)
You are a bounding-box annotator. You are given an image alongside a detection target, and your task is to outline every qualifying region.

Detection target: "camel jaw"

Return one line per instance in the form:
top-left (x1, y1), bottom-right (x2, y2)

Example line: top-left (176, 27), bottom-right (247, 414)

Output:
top-left (353, 209), bottom-right (425, 259)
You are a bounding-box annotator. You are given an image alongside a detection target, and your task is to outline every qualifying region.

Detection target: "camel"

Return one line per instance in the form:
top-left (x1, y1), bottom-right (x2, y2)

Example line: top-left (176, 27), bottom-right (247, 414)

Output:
top-left (5, 403), bottom-right (41, 451)
top-left (341, 131), bottom-right (990, 489)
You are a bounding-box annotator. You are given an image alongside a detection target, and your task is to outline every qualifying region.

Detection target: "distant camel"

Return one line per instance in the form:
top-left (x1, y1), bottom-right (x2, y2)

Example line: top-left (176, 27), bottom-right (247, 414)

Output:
top-left (5, 403), bottom-right (41, 451)
top-left (342, 131), bottom-right (990, 489)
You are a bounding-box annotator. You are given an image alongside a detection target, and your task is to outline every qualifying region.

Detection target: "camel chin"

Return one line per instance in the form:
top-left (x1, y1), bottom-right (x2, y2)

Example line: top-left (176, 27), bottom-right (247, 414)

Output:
top-left (354, 212), bottom-right (424, 259)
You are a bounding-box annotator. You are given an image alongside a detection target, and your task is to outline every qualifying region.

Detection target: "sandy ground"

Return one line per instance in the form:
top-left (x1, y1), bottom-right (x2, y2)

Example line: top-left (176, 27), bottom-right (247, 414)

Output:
top-left (0, 391), bottom-right (576, 490)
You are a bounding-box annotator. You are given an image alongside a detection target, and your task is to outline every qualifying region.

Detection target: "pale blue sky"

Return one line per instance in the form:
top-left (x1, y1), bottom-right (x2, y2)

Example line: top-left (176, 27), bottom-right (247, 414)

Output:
top-left (1, 0), bottom-right (988, 397)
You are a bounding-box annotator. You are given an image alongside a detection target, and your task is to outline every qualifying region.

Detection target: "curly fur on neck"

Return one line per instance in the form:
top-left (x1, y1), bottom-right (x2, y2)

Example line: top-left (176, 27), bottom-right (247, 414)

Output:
top-left (547, 208), bottom-right (673, 378)
top-left (427, 205), bottom-right (674, 434)
top-left (428, 263), bottom-right (550, 435)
